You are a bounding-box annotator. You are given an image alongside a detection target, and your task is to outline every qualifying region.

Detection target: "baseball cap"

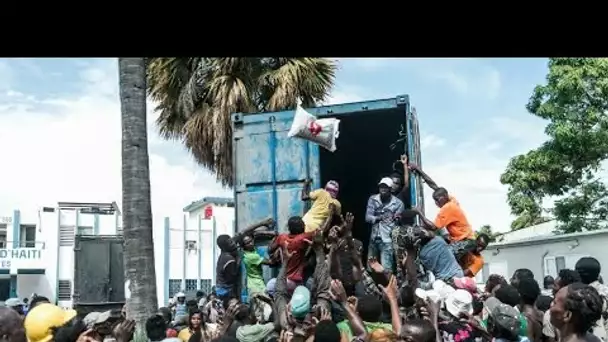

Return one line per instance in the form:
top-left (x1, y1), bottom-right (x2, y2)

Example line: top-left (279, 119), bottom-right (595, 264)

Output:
top-left (5, 298), bottom-right (24, 307)
top-left (415, 288), bottom-right (441, 303)
top-left (290, 286), bottom-right (310, 319)
top-left (24, 304), bottom-right (77, 342)
top-left (378, 177), bottom-right (394, 188)
top-left (453, 277), bottom-right (478, 293)
top-left (484, 297), bottom-right (520, 335)
top-left (175, 292), bottom-right (185, 298)
top-left (444, 289), bottom-right (473, 317)
top-left (266, 278), bottom-right (277, 297)
top-left (432, 280), bottom-right (456, 300)
top-left (83, 310), bottom-right (113, 329)
top-left (83, 312), bottom-right (101, 329)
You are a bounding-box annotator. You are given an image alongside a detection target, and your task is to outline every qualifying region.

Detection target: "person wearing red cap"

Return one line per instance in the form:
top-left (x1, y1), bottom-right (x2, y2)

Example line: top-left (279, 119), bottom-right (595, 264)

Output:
top-left (453, 277), bottom-right (478, 294)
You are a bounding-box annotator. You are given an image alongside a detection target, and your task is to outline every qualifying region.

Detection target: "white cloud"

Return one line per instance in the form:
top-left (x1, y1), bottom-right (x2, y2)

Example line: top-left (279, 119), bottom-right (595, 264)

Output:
top-left (325, 88), bottom-right (365, 105)
top-left (347, 58), bottom-right (399, 71)
top-left (420, 133), bottom-right (446, 149)
top-left (348, 58), bottom-right (502, 100)
top-left (0, 59), bottom-right (229, 224)
top-left (413, 59), bottom-right (502, 100)
top-left (419, 114), bottom-right (549, 233)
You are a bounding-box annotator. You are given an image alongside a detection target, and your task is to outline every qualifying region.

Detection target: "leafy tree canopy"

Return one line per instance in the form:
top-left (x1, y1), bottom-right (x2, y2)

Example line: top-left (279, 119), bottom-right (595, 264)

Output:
top-left (501, 58), bottom-right (608, 233)
top-left (477, 224), bottom-right (502, 242)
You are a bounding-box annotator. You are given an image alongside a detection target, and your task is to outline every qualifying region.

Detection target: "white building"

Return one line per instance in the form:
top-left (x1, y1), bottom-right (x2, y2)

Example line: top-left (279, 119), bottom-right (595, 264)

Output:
top-left (0, 202), bottom-right (121, 307)
top-left (157, 197), bottom-right (234, 306)
top-left (480, 221), bottom-right (608, 285)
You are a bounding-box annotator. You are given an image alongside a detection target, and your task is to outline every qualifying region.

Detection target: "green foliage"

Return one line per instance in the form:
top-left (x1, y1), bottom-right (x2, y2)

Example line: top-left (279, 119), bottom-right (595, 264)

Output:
top-left (501, 58), bottom-right (608, 233)
top-left (477, 224), bottom-right (503, 242)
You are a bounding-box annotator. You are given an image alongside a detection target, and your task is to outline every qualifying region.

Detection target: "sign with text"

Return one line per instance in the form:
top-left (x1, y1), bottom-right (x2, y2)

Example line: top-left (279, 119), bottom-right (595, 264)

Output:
top-left (0, 249), bottom-right (43, 269)
top-left (0, 216), bottom-right (12, 224)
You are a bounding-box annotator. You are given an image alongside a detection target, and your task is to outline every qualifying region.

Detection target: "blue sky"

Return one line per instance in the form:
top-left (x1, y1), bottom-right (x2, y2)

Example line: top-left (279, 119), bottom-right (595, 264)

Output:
top-left (0, 58), bottom-right (552, 232)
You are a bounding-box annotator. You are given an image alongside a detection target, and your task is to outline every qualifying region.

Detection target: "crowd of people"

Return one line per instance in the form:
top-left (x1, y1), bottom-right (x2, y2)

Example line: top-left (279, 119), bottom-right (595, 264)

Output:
top-left (3, 156), bottom-right (608, 342)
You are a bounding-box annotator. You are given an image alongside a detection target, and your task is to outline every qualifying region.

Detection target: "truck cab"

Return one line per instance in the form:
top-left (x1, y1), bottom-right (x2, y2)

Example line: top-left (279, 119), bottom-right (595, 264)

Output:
top-left (231, 95), bottom-right (423, 298)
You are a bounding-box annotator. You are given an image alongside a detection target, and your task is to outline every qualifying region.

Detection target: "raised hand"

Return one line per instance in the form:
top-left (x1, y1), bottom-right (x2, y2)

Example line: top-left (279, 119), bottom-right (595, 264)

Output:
top-left (379, 275), bottom-right (398, 302)
top-left (344, 212), bottom-right (354, 232)
top-left (282, 242), bottom-right (294, 261)
top-left (368, 257), bottom-right (384, 273)
top-left (261, 217), bottom-right (275, 227)
top-left (329, 279), bottom-right (348, 303)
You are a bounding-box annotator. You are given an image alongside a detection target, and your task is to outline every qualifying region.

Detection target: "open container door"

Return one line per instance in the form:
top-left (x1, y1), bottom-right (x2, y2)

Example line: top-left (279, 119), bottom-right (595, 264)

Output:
top-left (408, 107), bottom-right (425, 217)
top-left (232, 94), bottom-right (420, 300)
top-left (232, 111), bottom-right (321, 302)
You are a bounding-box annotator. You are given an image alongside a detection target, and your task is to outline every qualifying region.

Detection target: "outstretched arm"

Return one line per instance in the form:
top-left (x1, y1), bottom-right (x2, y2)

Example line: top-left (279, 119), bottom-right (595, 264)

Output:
top-left (409, 164), bottom-right (440, 191)
top-left (400, 154), bottom-right (410, 194)
top-left (242, 217), bottom-right (275, 235)
top-left (365, 197), bottom-right (378, 224)
top-left (404, 208), bottom-right (438, 231)
top-left (301, 179), bottom-right (312, 201)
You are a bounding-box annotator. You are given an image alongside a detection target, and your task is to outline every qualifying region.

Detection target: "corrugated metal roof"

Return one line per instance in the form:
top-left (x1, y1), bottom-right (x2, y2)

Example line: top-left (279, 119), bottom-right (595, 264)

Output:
top-left (488, 227), bottom-right (608, 249)
top-left (183, 197), bottom-right (234, 213)
top-left (498, 220), bottom-right (556, 243)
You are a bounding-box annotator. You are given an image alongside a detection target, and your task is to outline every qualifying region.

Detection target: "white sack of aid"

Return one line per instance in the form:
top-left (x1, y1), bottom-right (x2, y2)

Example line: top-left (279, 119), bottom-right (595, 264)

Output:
top-left (287, 104), bottom-right (340, 152)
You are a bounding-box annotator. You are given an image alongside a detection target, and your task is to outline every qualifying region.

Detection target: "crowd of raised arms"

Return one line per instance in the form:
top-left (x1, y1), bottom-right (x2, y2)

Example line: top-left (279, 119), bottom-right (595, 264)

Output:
top-left (2, 156), bottom-right (608, 342)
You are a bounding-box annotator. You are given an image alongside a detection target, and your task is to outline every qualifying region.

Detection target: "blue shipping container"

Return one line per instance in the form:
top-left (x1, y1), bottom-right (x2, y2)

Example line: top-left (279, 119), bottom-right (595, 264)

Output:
top-left (232, 95), bottom-right (423, 301)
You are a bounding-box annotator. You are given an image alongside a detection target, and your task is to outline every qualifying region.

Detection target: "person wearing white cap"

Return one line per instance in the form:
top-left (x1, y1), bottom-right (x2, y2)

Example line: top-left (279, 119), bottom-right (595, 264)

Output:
top-left (174, 292), bottom-right (187, 317)
top-left (4, 298), bottom-right (25, 316)
top-left (365, 176), bottom-right (405, 271)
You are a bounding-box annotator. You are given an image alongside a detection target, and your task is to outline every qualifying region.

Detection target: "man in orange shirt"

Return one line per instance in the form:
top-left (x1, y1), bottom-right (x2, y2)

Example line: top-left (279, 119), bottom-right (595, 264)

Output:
top-left (407, 163), bottom-right (477, 263)
top-left (461, 233), bottom-right (489, 277)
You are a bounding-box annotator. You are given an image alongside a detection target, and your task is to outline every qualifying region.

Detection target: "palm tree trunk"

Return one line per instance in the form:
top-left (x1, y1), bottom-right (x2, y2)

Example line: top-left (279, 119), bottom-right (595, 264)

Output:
top-left (119, 58), bottom-right (158, 328)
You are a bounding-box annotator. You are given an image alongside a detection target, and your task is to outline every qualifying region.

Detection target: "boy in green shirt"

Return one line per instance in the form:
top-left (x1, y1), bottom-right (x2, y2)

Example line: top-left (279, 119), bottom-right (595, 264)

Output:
top-left (242, 235), bottom-right (271, 295)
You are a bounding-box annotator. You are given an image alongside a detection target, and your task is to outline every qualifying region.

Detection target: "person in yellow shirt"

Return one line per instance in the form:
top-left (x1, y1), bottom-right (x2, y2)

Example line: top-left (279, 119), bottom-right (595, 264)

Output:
top-left (301, 179), bottom-right (342, 232)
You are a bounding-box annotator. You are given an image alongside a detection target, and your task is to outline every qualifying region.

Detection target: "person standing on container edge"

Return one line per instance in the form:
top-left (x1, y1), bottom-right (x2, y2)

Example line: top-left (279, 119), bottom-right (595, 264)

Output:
top-left (301, 179), bottom-right (342, 232)
top-left (407, 163), bottom-right (476, 261)
top-left (215, 234), bottom-right (240, 305)
top-left (365, 177), bottom-right (404, 271)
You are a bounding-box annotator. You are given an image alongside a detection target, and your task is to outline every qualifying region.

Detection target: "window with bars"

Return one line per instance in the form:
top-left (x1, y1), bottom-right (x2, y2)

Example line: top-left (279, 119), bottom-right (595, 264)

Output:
top-left (168, 279), bottom-right (182, 298)
top-left (19, 225), bottom-right (36, 247)
top-left (58, 280), bottom-right (72, 300)
top-left (0, 231), bottom-right (6, 249)
top-left (200, 279), bottom-right (212, 294)
top-left (185, 279), bottom-right (198, 291)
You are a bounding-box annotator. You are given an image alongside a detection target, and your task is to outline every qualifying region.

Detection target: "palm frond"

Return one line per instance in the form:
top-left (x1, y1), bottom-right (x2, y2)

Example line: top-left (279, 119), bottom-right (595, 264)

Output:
top-left (265, 58), bottom-right (337, 111)
top-left (147, 58), bottom-right (192, 139)
top-left (149, 57), bottom-right (337, 186)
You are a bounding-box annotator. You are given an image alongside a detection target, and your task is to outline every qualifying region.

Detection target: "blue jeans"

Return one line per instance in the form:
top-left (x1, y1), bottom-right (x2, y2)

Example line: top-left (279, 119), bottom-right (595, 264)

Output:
top-left (368, 239), bottom-right (394, 272)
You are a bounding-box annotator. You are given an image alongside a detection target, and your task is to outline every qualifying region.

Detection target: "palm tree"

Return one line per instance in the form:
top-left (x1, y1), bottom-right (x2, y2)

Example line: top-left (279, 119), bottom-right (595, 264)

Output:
top-left (118, 58), bottom-right (158, 328)
top-left (147, 58), bottom-right (337, 186)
